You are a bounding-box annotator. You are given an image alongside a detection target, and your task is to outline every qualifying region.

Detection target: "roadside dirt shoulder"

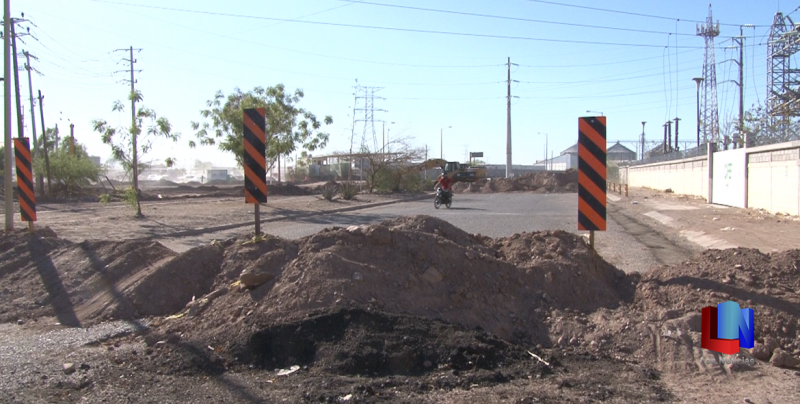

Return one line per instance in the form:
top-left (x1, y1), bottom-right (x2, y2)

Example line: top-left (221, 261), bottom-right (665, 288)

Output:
top-left (609, 187), bottom-right (800, 253)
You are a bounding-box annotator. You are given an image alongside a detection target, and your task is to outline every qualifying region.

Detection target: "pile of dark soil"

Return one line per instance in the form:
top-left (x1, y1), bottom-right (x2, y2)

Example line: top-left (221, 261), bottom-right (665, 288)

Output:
top-left (452, 170), bottom-right (578, 194)
top-left (2, 215), bottom-right (799, 401)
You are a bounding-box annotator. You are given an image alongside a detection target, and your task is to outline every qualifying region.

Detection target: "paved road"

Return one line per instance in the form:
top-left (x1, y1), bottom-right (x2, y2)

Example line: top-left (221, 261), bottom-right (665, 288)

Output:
top-left (161, 193), bottom-right (670, 273)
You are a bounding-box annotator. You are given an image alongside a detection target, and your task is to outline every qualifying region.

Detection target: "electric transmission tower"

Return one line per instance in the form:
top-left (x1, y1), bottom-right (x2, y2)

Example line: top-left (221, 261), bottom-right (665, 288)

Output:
top-left (697, 5), bottom-right (720, 145)
top-left (767, 12), bottom-right (800, 137)
top-left (352, 84), bottom-right (385, 153)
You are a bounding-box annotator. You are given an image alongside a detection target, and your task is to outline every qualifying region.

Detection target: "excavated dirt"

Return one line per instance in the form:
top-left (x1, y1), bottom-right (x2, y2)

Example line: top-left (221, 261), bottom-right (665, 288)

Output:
top-left (452, 170), bottom-right (578, 194)
top-left (1, 214), bottom-right (799, 403)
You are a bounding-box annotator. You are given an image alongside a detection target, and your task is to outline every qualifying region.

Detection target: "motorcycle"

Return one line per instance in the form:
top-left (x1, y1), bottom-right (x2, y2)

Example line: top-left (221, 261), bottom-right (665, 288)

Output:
top-left (433, 187), bottom-right (452, 209)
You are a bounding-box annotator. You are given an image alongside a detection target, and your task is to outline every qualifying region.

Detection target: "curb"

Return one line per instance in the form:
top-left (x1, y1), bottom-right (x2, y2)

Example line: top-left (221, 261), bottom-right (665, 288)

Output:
top-left (148, 193), bottom-right (432, 239)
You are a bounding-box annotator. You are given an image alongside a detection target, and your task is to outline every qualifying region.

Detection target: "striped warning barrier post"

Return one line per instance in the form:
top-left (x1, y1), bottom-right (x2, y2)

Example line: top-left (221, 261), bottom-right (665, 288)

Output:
top-left (243, 108), bottom-right (267, 204)
top-left (14, 138), bottom-right (37, 222)
top-left (243, 108), bottom-right (267, 235)
top-left (577, 116), bottom-right (606, 234)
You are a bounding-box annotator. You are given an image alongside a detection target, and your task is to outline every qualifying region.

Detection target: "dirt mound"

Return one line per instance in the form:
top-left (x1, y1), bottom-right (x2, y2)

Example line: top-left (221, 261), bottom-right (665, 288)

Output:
top-left (152, 215), bottom-right (628, 376)
top-left (630, 248), bottom-right (800, 368)
top-left (0, 230), bottom-right (225, 327)
top-left (452, 170), bottom-right (578, 194)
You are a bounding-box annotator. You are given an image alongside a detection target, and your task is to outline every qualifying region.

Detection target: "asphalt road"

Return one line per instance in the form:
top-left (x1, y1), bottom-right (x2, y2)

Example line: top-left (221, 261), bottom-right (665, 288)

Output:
top-left (161, 193), bottom-right (667, 273)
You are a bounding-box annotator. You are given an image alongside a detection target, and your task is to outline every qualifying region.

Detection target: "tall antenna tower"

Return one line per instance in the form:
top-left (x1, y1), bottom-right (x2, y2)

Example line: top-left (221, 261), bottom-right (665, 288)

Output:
top-left (353, 85), bottom-right (385, 152)
top-left (697, 4), bottom-right (720, 145)
top-left (767, 12), bottom-right (800, 136)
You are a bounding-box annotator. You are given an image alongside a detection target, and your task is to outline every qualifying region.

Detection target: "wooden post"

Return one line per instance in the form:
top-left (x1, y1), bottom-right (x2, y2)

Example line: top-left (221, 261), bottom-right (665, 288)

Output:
top-left (28, 221), bottom-right (34, 233)
top-left (255, 204), bottom-right (261, 236)
top-left (589, 230), bottom-right (595, 251)
top-left (625, 184), bottom-right (628, 197)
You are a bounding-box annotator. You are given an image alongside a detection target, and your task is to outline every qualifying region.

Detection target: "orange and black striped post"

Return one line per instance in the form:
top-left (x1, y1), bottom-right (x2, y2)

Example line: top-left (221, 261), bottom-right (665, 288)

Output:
top-left (243, 108), bottom-right (267, 235)
top-left (577, 116), bottom-right (607, 250)
top-left (14, 138), bottom-right (36, 231)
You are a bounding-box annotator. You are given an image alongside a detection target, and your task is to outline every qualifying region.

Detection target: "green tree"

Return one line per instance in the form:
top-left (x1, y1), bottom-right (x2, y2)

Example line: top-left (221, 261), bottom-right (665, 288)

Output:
top-left (742, 104), bottom-right (800, 147)
top-left (92, 91), bottom-right (179, 217)
top-left (31, 130), bottom-right (103, 195)
top-left (190, 84), bottom-right (332, 170)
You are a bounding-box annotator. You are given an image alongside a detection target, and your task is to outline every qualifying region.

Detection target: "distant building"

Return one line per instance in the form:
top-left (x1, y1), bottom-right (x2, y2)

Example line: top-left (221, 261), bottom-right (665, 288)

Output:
top-left (206, 169), bottom-right (228, 181)
top-left (607, 142), bottom-right (636, 162)
top-left (88, 156), bottom-right (102, 166)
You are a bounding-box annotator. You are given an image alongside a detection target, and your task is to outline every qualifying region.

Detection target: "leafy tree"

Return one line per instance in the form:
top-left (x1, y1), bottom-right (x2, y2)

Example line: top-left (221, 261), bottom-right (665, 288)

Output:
top-left (190, 84), bottom-right (332, 170)
top-left (92, 90), bottom-right (180, 217)
top-left (362, 136), bottom-right (425, 193)
top-left (742, 104), bottom-right (800, 147)
top-left (31, 132), bottom-right (103, 195)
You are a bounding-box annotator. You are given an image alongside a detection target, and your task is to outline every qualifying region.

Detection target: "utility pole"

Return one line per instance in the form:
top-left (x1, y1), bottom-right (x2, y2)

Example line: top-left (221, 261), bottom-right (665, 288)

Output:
top-left (506, 57), bottom-right (512, 178)
top-left (116, 46), bottom-right (142, 216)
top-left (4, 0), bottom-right (14, 231)
top-left (24, 50), bottom-right (43, 194)
top-left (38, 90), bottom-right (51, 195)
top-left (640, 121), bottom-right (646, 160)
top-left (735, 27), bottom-right (746, 148)
top-left (10, 20), bottom-right (23, 139)
top-left (662, 122), bottom-right (668, 154)
top-left (69, 124), bottom-right (75, 156)
top-left (673, 117), bottom-right (681, 151)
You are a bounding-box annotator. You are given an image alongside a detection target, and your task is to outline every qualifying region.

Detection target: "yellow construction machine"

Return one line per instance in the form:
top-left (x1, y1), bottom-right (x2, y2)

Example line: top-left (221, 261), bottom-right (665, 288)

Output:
top-left (419, 158), bottom-right (487, 183)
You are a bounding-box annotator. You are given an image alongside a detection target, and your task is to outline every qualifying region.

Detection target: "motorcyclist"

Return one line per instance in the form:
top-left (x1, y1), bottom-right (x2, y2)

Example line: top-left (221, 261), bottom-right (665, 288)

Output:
top-left (435, 173), bottom-right (453, 202)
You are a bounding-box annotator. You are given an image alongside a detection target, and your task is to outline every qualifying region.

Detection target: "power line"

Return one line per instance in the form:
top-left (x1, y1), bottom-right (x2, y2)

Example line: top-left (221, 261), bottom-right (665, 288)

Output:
top-left (337, 0), bottom-right (699, 37)
top-left (520, 0), bottom-right (770, 27)
top-left (89, 0), bottom-right (705, 49)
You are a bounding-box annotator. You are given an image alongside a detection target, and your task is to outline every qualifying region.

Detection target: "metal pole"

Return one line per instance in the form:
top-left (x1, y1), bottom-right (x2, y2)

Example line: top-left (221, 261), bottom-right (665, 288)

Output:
top-left (24, 51), bottom-right (43, 194)
top-left (738, 28), bottom-right (745, 148)
top-left (38, 90), bottom-right (51, 195)
top-left (4, 0), bottom-right (14, 231)
top-left (254, 204), bottom-right (261, 235)
top-left (10, 21), bottom-right (23, 140)
top-left (69, 123), bottom-right (74, 156)
top-left (506, 57), bottom-right (512, 178)
top-left (693, 77), bottom-right (704, 148)
top-left (440, 128), bottom-right (442, 159)
top-left (674, 118), bottom-right (680, 151)
top-left (641, 121), bottom-right (646, 160)
top-left (129, 46), bottom-right (142, 217)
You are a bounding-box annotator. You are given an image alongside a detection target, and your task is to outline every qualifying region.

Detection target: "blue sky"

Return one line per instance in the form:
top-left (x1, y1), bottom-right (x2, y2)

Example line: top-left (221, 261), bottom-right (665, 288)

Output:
top-left (6, 0), bottom-right (792, 169)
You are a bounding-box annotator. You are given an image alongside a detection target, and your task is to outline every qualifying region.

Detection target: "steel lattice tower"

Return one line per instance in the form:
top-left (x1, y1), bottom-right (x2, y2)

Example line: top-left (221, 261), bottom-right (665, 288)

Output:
top-left (353, 85), bottom-right (385, 152)
top-left (767, 12), bottom-right (800, 135)
top-left (697, 5), bottom-right (720, 145)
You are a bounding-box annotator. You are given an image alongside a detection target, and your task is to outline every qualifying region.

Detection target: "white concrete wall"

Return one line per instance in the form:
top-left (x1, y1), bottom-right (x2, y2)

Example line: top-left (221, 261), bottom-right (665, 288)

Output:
top-left (712, 148), bottom-right (747, 208)
top-left (623, 141), bottom-right (800, 215)
top-left (626, 156), bottom-right (708, 198)
top-left (747, 147), bottom-right (800, 216)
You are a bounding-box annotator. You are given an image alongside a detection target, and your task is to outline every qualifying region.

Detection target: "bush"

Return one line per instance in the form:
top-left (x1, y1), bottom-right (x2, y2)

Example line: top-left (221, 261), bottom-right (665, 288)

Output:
top-left (99, 193), bottom-right (112, 204)
top-left (122, 187), bottom-right (139, 210)
top-left (321, 183), bottom-right (337, 201)
top-left (32, 146), bottom-right (103, 194)
top-left (339, 181), bottom-right (358, 200)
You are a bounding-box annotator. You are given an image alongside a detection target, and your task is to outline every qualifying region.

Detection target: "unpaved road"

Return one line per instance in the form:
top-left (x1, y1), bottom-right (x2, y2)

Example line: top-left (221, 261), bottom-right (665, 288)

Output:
top-left (2, 187), bottom-right (800, 403)
top-left (6, 192), bottom-right (677, 273)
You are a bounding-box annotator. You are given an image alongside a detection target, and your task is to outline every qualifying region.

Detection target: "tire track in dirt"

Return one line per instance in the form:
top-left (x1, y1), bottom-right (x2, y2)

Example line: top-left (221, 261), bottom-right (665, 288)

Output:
top-left (607, 202), bottom-right (700, 267)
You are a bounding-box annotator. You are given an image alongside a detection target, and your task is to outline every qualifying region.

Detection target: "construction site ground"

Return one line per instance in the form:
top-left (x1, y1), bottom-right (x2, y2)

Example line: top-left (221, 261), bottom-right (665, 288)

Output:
top-left (1, 177), bottom-right (799, 403)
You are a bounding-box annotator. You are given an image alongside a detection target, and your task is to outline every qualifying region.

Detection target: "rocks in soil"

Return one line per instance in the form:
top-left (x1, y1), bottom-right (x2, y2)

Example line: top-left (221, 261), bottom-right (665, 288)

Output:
top-left (3, 215), bottom-right (800, 386)
top-left (770, 349), bottom-right (800, 369)
top-left (63, 363), bottom-right (75, 375)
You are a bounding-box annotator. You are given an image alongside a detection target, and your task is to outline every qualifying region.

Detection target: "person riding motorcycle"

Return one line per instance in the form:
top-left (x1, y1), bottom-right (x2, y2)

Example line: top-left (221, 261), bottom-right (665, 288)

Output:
top-left (435, 173), bottom-right (453, 202)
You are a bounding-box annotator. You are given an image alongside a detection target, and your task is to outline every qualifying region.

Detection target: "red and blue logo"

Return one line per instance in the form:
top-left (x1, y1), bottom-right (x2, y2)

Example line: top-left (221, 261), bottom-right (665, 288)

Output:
top-left (701, 301), bottom-right (754, 355)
